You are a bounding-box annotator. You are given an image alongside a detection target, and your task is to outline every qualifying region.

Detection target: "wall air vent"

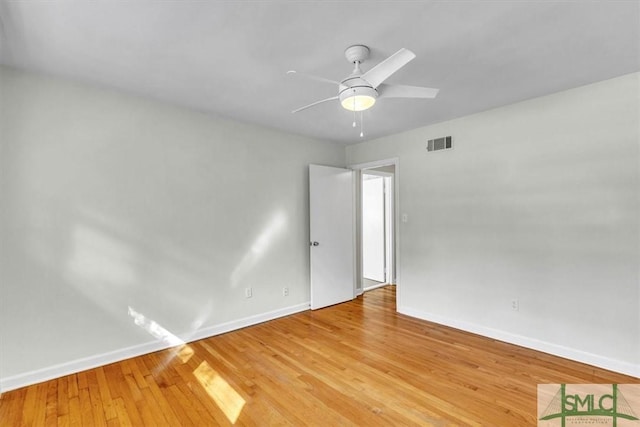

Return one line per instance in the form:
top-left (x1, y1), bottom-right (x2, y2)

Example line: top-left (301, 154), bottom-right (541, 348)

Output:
top-left (427, 136), bottom-right (452, 152)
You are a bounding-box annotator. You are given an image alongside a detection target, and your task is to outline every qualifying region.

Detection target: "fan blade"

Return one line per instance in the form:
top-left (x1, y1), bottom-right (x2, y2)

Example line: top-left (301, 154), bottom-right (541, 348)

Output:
top-left (287, 70), bottom-right (340, 85)
top-left (291, 96), bottom-right (339, 113)
top-left (362, 48), bottom-right (416, 88)
top-left (378, 84), bottom-right (439, 99)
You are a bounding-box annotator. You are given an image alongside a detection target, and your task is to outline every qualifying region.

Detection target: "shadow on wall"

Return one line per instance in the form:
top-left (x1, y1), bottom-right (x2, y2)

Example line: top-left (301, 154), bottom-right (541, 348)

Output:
top-left (1, 190), bottom-right (290, 372)
top-left (15, 200), bottom-right (218, 332)
top-left (230, 210), bottom-right (287, 288)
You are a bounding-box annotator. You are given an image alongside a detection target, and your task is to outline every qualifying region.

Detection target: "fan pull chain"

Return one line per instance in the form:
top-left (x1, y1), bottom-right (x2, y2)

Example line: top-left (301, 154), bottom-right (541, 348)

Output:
top-left (360, 111), bottom-right (364, 138)
top-left (352, 92), bottom-right (357, 127)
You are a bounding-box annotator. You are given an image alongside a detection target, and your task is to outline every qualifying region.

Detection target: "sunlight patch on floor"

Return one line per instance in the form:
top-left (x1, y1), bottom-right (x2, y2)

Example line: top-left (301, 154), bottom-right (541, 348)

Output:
top-left (193, 361), bottom-right (246, 424)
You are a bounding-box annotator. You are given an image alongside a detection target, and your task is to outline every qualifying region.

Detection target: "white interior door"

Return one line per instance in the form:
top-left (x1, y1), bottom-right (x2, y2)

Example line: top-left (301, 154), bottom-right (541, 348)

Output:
top-left (309, 164), bottom-right (354, 310)
top-left (362, 175), bottom-right (385, 282)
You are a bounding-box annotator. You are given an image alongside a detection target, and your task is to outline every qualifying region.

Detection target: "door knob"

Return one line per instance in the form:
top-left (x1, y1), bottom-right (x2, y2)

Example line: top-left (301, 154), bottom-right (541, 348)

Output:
top-left (311, 241), bottom-right (319, 246)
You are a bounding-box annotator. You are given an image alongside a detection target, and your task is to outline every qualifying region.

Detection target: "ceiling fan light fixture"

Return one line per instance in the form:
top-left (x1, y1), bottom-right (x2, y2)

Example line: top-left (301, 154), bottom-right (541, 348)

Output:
top-left (340, 86), bottom-right (377, 111)
top-left (290, 45), bottom-right (438, 127)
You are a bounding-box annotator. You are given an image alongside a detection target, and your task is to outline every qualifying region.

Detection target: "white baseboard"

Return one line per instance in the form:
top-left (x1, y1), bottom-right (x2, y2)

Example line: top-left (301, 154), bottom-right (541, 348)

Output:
top-left (4, 301), bottom-right (636, 393)
top-left (363, 282), bottom-right (392, 292)
top-left (398, 305), bottom-right (640, 379)
top-left (0, 302), bottom-right (310, 393)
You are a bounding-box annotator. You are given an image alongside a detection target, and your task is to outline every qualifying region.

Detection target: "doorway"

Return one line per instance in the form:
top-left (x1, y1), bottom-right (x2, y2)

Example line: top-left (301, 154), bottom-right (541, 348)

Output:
top-left (362, 170), bottom-right (394, 291)
top-left (351, 158), bottom-right (398, 298)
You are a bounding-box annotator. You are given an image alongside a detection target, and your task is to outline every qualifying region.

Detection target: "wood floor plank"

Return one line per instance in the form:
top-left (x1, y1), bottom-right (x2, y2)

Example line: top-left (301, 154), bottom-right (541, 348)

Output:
top-left (141, 373), bottom-right (183, 426)
top-left (0, 388), bottom-right (25, 426)
top-left (66, 396), bottom-right (81, 427)
top-left (55, 376), bottom-right (69, 419)
top-left (66, 375), bottom-right (78, 400)
top-left (43, 380), bottom-right (57, 427)
top-left (77, 387), bottom-right (94, 426)
top-left (110, 398), bottom-right (132, 427)
top-left (20, 382), bottom-right (38, 426)
top-left (1, 286), bottom-right (638, 426)
top-left (94, 367), bottom-right (117, 421)
top-left (85, 370), bottom-right (107, 427)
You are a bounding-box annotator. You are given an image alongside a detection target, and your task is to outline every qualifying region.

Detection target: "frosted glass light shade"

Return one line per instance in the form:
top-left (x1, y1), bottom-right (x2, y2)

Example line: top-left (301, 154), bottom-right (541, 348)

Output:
top-left (339, 86), bottom-right (378, 111)
top-left (341, 95), bottom-right (376, 111)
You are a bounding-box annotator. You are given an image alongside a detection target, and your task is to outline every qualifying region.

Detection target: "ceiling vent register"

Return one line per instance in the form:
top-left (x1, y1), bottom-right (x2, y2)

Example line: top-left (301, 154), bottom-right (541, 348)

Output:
top-left (427, 136), bottom-right (452, 152)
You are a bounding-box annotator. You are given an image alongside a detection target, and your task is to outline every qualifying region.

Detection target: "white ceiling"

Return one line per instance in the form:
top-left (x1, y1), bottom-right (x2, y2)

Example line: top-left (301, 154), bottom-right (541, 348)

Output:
top-left (0, 1), bottom-right (638, 144)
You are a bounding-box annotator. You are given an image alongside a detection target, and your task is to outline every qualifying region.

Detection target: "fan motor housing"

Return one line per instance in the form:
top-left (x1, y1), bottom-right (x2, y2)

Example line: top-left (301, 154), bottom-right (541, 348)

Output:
top-left (339, 85), bottom-right (377, 101)
top-left (344, 45), bottom-right (370, 63)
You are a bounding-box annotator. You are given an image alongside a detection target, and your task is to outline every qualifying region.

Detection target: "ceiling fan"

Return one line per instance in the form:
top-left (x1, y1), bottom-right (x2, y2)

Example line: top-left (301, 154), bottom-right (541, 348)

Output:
top-left (288, 45), bottom-right (439, 115)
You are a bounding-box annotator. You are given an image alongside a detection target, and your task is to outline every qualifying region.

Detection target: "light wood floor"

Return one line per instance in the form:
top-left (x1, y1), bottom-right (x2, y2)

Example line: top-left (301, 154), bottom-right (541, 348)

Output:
top-left (1, 286), bottom-right (637, 426)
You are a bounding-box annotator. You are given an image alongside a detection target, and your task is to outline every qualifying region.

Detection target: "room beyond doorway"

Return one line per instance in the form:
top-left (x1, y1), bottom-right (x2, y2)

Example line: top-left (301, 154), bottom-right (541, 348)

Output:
top-left (361, 164), bottom-right (395, 292)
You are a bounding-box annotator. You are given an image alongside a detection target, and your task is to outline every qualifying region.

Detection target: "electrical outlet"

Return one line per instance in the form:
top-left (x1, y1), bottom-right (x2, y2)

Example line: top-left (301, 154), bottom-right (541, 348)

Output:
top-left (245, 288), bottom-right (252, 298)
top-left (511, 299), bottom-right (519, 311)
top-left (283, 287), bottom-right (289, 296)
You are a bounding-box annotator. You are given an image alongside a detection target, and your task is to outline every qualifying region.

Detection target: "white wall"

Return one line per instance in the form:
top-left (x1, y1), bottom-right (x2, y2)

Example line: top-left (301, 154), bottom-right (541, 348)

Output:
top-left (0, 66), bottom-right (345, 390)
top-left (1, 67), bottom-right (637, 390)
top-left (347, 73), bottom-right (640, 376)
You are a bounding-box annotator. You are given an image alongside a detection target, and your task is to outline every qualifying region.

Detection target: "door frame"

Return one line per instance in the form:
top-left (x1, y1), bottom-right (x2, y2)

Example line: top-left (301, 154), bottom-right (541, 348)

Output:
top-left (349, 157), bottom-right (400, 304)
